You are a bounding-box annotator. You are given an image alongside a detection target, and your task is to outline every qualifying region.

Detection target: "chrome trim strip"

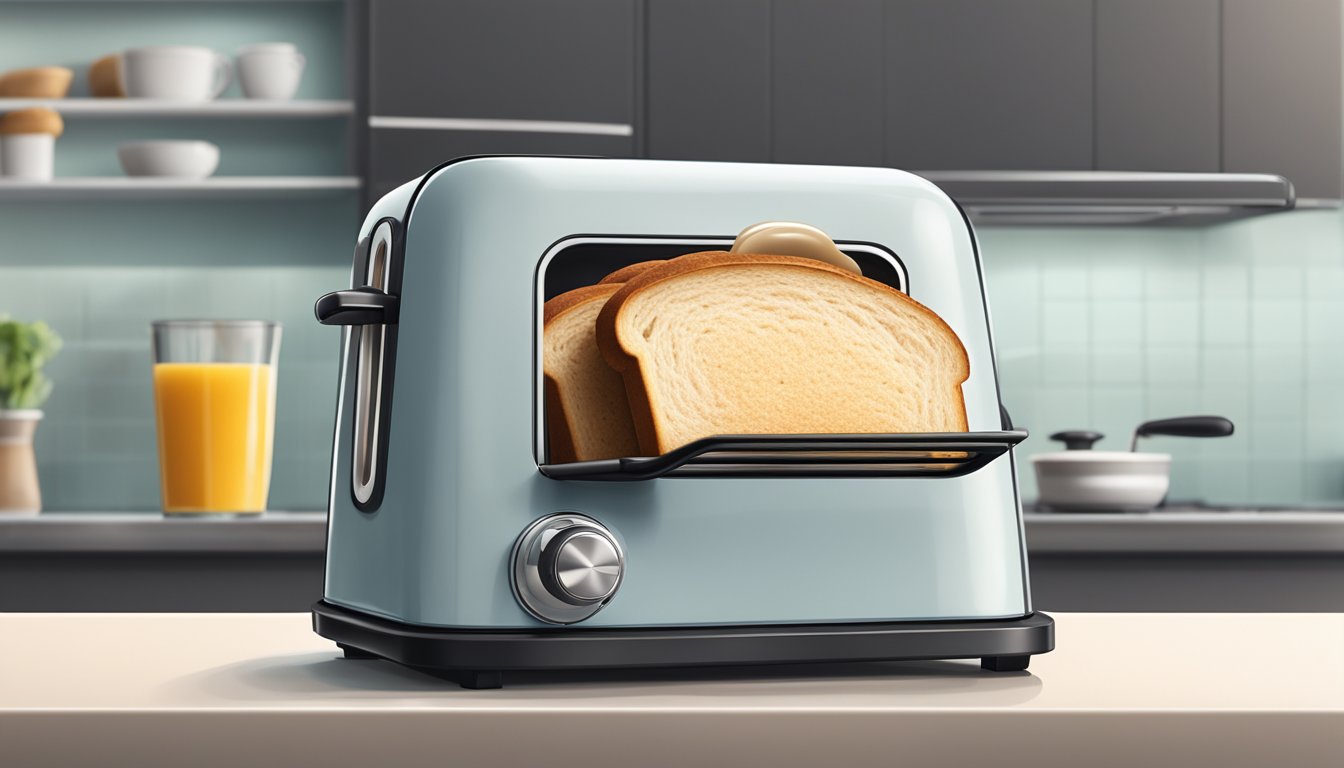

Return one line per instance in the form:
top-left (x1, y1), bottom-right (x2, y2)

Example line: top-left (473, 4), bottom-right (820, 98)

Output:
top-left (369, 115), bottom-right (634, 137)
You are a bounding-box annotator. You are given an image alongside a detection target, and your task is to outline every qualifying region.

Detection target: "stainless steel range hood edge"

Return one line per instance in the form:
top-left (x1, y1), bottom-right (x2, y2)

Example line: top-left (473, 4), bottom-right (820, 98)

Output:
top-left (913, 170), bottom-right (1306, 226)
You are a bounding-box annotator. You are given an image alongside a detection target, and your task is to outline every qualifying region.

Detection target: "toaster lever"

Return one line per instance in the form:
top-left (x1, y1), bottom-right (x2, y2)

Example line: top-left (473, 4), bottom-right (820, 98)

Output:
top-left (315, 287), bottom-right (400, 326)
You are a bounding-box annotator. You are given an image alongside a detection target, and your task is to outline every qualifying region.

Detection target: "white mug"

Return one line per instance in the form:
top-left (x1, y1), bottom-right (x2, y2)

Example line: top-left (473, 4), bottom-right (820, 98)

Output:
top-left (120, 46), bottom-right (232, 102)
top-left (236, 43), bottom-right (306, 101)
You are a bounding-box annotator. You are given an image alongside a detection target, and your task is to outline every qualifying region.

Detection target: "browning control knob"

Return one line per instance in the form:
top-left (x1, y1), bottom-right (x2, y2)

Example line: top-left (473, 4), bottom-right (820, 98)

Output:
top-left (511, 514), bottom-right (625, 624)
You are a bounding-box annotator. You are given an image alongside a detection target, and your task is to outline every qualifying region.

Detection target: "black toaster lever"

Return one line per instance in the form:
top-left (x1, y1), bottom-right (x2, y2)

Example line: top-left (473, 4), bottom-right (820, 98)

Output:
top-left (314, 286), bottom-right (400, 326)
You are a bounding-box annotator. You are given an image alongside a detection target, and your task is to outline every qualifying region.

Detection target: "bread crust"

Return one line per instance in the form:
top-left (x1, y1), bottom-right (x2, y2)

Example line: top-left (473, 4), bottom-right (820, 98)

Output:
top-left (542, 283), bottom-right (620, 327)
top-left (543, 282), bottom-right (631, 462)
top-left (597, 260), bottom-right (667, 285)
top-left (595, 251), bottom-right (971, 454)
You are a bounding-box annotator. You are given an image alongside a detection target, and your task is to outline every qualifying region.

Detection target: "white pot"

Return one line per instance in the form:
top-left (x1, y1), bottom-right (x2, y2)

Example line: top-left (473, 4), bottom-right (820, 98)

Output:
top-left (1032, 451), bottom-right (1172, 512)
top-left (0, 134), bottom-right (55, 181)
top-left (118, 140), bottom-right (220, 179)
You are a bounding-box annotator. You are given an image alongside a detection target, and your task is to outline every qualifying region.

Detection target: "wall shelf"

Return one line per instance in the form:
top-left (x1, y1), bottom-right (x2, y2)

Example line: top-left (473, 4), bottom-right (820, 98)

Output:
top-left (0, 176), bottom-right (361, 200)
top-left (0, 98), bottom-right (354, 118)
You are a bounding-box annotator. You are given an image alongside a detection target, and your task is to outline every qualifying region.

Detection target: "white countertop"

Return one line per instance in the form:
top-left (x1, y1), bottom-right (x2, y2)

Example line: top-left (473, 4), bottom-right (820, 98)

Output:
top-left (1, 612), bottom-right (1340, 766)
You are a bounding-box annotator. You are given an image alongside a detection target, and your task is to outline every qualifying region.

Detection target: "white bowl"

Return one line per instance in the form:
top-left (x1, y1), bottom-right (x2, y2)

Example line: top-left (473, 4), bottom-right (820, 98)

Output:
top-left (1032, 451), bottom-right (1172, 511)
top-left (117, 140), bottom-right (220, 179)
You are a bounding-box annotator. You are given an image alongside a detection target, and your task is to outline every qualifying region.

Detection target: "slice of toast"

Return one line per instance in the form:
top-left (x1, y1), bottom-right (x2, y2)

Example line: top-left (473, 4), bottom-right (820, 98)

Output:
top-left (595, 251), bottom-right (970, 455)
top-left (598, 260), bottom-right (667, 285)
top-left (543, 283), bottom-right (642, 462)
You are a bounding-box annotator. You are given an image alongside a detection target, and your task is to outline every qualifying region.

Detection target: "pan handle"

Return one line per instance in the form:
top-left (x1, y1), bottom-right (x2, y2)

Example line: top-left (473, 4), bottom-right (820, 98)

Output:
top-left (1130, 416), bottom-right (1234, 451)
top-left (315, 286), bottom-right (400, 326)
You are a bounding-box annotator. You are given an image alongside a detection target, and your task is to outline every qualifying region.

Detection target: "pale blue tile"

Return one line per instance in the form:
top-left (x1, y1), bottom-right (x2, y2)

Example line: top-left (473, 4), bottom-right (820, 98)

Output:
top-left (1202, 301), bottom-right (1249, 346)
top-left (1303, 461), bottom-right (1344, 503)
top-left (1250, 266), bottom-right (1304, 299)
top-left (1248, 417), bottom-right (1304, 458)
top-left (1201, 348), bottom-right (1250, 387)
top-left (1146, 347), bottom-right (1200, 384)
top-left (1251, 383), bottom-right (1305, 419)
top-left (1041, 301), bottom-right (1090, 347)
top-left (1039, 350), bottom-right (1088, 384)
top-left (1146, 386), bottom-right (1204, 420)
top-left (1305, 301), bottom-right (1344, 347)
top-left (1305, 266), bottom-right (1344, 300)
top-left (1250, 347), bottom-right (1306, 384)
top-left (1144, 261), bottom-right (1200, 299)
top-left (1202, 263), bottom-right (1250, 300)
top-left (1195, 458), bottom-right (1251, 504)
top-left (1089, 264), bottom-right (1143, 298)
top-left (1250, 300), bottom-right (1304, 347)
top-left (1091, 300), bottom-right (1144, 344)
top-left (1090, 349), bottom-right (1143, 384)
top-left (1145, 299), bottom-right (1200, 345)
top-left (997, 352), bottom-right (1041, 390)
top-left (1306, 346), bottom-right (1344, 383)
top-left (1041, 264), bottom-right (1089, 300)
top-left (1248, 460), bottom-right (1304, 504)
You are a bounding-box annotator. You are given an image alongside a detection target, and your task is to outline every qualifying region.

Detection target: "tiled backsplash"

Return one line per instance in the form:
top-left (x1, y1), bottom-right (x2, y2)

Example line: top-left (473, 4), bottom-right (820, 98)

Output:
top-left (2, 200), bottom-right (355, 511)
top-left (980, 209), bottom-right (1344, 505)
top-left (6, 203), bottom-right (1343, 510)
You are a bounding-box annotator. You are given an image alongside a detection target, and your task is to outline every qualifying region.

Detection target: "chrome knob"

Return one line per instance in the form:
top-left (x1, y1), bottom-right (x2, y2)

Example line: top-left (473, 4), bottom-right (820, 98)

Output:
top-left (511, 514), bottom-right (625, 624)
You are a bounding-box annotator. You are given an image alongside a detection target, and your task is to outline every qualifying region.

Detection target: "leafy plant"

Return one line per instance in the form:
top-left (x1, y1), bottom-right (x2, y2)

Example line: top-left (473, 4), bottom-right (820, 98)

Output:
top-left (0, 317), bottom-right (62, 410)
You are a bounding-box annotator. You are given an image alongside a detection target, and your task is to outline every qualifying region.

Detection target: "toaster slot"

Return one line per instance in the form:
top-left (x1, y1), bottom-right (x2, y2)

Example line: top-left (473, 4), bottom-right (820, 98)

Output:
top-left (535, 235), bottom-right (910, 466)
top-left (352, 223), bottom-right (394, 505)
top-left (537, 431), bottom-right (1026, 481)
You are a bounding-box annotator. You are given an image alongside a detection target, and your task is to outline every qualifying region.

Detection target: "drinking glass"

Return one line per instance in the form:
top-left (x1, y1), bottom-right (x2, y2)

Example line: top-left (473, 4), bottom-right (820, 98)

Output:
top-left (151, 320), bottom-right (281, 516)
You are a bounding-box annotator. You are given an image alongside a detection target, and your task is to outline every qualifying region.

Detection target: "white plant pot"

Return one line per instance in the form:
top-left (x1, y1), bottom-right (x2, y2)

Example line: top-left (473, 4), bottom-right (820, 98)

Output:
top-left (0, 134), bottom-right (55, 181)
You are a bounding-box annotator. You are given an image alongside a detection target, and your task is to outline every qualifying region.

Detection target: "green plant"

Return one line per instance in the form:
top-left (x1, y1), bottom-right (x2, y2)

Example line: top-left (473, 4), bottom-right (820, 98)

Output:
top-left (0, 317), bottom-right (62, 410)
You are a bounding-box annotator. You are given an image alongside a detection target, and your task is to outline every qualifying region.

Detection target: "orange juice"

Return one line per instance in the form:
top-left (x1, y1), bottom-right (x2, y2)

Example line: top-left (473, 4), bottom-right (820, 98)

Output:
top-left (152, 362), bottom-right (276, 513)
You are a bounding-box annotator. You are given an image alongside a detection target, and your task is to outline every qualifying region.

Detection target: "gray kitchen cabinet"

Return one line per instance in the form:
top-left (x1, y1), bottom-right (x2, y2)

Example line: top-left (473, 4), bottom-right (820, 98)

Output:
top-left (1223, 0), bottom-right (1343, 200)
top-left (1095, 0), bottom-right (1220, 172)
top-left (771, 0), bottom-right (884, 166)
top-left (645, 0), bottom-right (771, 161)
top-left (370, 0), bottom-right (637, 125)
top-left (883, 0), bottom-right (1093, 171)
top-left (369, 128), bottom-right (635, 200)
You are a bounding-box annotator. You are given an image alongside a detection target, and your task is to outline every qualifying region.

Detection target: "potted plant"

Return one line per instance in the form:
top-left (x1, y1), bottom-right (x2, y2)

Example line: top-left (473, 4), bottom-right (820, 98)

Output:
top-left (0, 317), bottom-right (61, 515)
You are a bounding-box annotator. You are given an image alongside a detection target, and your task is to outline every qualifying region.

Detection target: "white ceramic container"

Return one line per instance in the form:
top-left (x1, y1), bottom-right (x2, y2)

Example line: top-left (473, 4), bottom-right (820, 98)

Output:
top-left (0, 134), bottom-right (55, 181)
top-left (120, 46), bottom-right (232, 101)
top-left (118, 140), bottom-right (220, 179)
top-left (236, 43), bottom-right (306, 101)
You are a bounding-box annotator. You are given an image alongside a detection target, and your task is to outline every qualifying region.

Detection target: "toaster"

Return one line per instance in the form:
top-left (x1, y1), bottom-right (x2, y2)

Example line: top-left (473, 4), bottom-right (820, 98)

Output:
top-left (312, 157), bottom-right (1053, 688)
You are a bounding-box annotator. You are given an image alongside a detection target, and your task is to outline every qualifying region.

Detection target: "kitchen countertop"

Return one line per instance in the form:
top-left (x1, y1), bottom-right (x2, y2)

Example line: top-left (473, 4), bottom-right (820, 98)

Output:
top-left (0, 511), bottom-right (326, 553)
top-left (1, 612), bottom-right (1339, 767)
top-left (2, 508), bottom-right (1342, 554)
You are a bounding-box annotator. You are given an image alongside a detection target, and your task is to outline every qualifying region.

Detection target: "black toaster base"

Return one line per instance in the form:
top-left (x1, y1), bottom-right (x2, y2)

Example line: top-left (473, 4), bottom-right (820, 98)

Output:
top-left (312, 600), bottom-right (1054, 689)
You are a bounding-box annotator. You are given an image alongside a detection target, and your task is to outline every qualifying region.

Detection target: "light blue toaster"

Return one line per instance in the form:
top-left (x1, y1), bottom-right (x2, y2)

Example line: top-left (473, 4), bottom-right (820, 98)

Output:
top-left (312, 157), bottom-right (1053, 688)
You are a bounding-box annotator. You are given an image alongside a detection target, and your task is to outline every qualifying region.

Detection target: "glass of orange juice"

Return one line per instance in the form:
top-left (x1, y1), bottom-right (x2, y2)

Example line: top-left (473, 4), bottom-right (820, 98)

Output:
top-left (151, 320), bottom-right (281, 517)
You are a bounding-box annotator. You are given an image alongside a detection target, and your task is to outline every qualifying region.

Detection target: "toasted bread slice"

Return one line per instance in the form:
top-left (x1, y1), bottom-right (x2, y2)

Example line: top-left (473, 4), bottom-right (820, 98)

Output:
top-left (596, 251), bottom-right (970, 455)
top-left (543, 283), bottom-right (642, 462)
top-left (598, 260), bottom-right (667, 285)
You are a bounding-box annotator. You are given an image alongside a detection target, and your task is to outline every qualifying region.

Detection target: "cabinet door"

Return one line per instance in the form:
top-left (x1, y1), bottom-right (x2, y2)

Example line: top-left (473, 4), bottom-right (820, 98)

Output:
top-left (884, 0), bottom-right (1093, 170)
top-left (370, 0), bottom-right (637, 125)
top-left (772, 0), bottom-right (885, 166)
top-left (1223, 0), bottom-right (1343, 200)
top-left (645, 0), bottom-right (771, 161)
top-left (368, 129), bottom-right (635, 201)
top-left (1096, 0), bottom-right (1219, 172)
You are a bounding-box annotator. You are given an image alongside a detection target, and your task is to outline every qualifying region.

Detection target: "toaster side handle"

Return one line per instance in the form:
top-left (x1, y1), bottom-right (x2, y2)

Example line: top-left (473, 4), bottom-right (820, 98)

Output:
top-left (315, 287), bottom-right (400, 326)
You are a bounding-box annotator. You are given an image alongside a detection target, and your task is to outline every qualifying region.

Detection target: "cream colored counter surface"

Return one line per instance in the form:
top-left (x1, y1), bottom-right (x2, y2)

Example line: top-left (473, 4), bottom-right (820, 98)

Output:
top-left (1, 613), bottom-right (1340, 767)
